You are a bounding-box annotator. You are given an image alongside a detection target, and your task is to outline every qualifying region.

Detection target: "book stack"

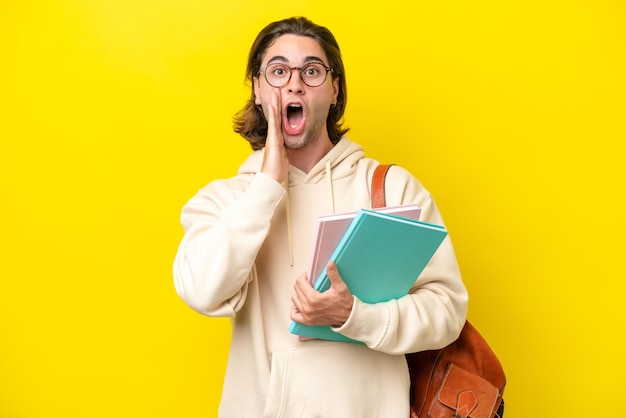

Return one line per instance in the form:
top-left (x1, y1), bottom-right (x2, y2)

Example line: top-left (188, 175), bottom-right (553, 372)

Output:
top-left (289, 207), bottom-right (447, 343)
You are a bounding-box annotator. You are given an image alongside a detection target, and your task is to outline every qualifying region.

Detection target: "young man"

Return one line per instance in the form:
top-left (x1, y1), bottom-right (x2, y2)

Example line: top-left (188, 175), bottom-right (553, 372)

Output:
top-left (173, 17), bottom-right (468, 418)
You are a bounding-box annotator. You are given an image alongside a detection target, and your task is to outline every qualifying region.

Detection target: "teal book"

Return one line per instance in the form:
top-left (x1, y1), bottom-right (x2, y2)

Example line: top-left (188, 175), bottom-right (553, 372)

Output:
top-left (289, 209), bottom-right (448, 343)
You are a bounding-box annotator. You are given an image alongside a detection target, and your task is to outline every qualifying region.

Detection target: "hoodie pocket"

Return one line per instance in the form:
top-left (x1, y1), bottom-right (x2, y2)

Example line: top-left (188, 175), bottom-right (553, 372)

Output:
top-left (262, 343), bottom-right (410, 418)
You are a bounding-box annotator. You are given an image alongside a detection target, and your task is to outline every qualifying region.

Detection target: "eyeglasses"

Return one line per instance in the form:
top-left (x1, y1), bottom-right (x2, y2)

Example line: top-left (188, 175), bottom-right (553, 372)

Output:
top-left (259, 62), bottom-right (333, 88)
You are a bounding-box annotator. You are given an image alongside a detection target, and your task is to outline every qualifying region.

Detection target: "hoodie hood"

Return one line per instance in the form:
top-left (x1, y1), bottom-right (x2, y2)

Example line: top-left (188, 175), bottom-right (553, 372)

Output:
top-left (237, 137), bottom-right (365, 186)
top-left (237, 137), bottom-right (365, 266)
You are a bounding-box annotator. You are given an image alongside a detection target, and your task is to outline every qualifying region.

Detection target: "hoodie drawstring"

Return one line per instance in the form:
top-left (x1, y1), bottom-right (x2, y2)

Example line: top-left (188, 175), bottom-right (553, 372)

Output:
top-left (285, 160), bottom-right (335, 267)
top-left (285, 178), bottom-right (294, 267)
top-left (325, 159), bottom-right (335, 214)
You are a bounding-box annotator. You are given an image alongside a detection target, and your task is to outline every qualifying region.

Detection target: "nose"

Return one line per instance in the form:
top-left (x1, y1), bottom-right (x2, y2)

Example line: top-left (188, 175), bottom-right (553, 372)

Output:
top-left (285, 68), bottom-right (305, 93)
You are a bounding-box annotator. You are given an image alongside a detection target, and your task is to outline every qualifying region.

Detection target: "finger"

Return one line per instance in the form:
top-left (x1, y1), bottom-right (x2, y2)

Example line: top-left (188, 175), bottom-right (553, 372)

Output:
top-left (293, 274), bottom-right (312, 302)
top-left (291, 293), bottom-right (301, 311)
top-left (266, 89), bottom-right (282, 146)
top-left (291, 291), bottom-right (309, 323)
top-left (290, 303), bottom-right (301, 321)
top-left (292, 273), bottom-right (309, 304)
top-left (325, 261), bottom-right (345, 287)
top-left (261, 90), bottom-right (288, 183)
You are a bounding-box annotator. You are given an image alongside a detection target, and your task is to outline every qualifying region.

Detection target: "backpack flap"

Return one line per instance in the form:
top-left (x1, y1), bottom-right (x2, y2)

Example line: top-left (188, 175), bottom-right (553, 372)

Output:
top-left (432, 363), bottom-right (499, 418)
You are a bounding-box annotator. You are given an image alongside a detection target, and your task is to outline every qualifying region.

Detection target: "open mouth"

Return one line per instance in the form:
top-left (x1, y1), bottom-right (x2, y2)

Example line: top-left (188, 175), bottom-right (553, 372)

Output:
top-left (286, 104), bottom-right (304, 129)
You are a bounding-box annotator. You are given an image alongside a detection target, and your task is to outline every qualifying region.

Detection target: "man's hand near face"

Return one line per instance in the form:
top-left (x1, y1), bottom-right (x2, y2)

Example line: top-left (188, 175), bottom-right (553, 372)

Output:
top-left (261, 89), bottom-right (289, 184)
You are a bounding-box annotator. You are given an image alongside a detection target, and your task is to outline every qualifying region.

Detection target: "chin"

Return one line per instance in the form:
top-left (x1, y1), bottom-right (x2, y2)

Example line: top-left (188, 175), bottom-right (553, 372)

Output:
top-left (284, 135), bottom-right (312, 150)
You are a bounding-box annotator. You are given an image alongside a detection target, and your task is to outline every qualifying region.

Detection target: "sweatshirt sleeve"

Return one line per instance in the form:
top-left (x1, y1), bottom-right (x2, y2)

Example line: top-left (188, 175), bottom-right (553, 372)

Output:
top-left (173, 173), bottom-right (285, 317)
top-left (333, 165), bottom-right (468, 354)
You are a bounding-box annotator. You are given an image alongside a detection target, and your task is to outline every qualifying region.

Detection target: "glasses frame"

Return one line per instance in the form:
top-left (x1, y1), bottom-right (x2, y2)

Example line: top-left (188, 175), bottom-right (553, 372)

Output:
top-left (259, 62), bottom-right (333, 88)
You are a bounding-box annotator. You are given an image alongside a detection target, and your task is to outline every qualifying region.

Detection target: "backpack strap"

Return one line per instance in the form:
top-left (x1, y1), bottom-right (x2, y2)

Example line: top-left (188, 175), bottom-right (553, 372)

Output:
top-left (371, 164), bottom-right (393, 209)
top-left (372, 163), bottom-right (422, 418)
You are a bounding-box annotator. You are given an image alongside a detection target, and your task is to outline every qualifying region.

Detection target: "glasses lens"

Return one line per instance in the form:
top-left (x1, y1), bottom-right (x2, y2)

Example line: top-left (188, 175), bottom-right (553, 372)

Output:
top-left (300, 63), bottom-right (327, 87)
top-left (265, 63), bottom-right (290, 87)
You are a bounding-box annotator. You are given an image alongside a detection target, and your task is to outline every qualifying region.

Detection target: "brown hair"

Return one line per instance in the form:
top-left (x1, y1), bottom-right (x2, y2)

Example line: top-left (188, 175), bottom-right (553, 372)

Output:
top-left (233, 17), bottom-right (349, 150)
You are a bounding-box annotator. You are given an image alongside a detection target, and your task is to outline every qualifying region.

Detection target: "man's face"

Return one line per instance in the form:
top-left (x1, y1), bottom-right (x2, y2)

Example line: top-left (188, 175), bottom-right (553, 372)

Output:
top-left (254, 34), bottom-right (339, 150)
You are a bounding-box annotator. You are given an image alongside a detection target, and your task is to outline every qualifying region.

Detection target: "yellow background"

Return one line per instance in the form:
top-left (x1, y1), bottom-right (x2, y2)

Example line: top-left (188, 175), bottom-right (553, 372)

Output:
top-left (1, 1), bottom-right (624, 417)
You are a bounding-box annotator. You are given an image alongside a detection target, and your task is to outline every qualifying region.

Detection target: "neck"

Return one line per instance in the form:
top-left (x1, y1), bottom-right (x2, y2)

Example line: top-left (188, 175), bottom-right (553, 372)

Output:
top-left (286, 138), bottom-right (335, 173)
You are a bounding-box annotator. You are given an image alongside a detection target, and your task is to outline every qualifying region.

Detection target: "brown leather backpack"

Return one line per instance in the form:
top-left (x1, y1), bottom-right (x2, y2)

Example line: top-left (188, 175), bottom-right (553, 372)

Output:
top-left (372, 164), bottom-right (506, 418)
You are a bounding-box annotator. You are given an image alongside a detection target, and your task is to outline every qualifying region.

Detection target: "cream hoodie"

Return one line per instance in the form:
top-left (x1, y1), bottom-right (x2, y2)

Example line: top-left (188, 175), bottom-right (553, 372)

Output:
top-left (173, 138), bottom-right (468, 418)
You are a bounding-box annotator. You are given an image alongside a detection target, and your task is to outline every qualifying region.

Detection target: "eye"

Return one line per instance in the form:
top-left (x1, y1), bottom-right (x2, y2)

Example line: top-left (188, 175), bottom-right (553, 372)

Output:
top-left (303, 64), bottom-right (322, 77)
top-left (270, 64), bottom-right (289, 77)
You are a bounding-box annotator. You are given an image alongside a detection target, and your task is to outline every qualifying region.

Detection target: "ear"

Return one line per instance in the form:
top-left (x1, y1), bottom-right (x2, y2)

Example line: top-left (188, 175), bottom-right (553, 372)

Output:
top-left (332, 77), bottom-right (340, 105)
top-left (253, 76), bottom-right (261, 105)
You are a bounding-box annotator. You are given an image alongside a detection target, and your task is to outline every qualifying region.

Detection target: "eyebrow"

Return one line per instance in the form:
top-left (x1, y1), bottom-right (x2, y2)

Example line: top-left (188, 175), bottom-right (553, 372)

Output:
top-left (265, 55), bottom-right (327, 66)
